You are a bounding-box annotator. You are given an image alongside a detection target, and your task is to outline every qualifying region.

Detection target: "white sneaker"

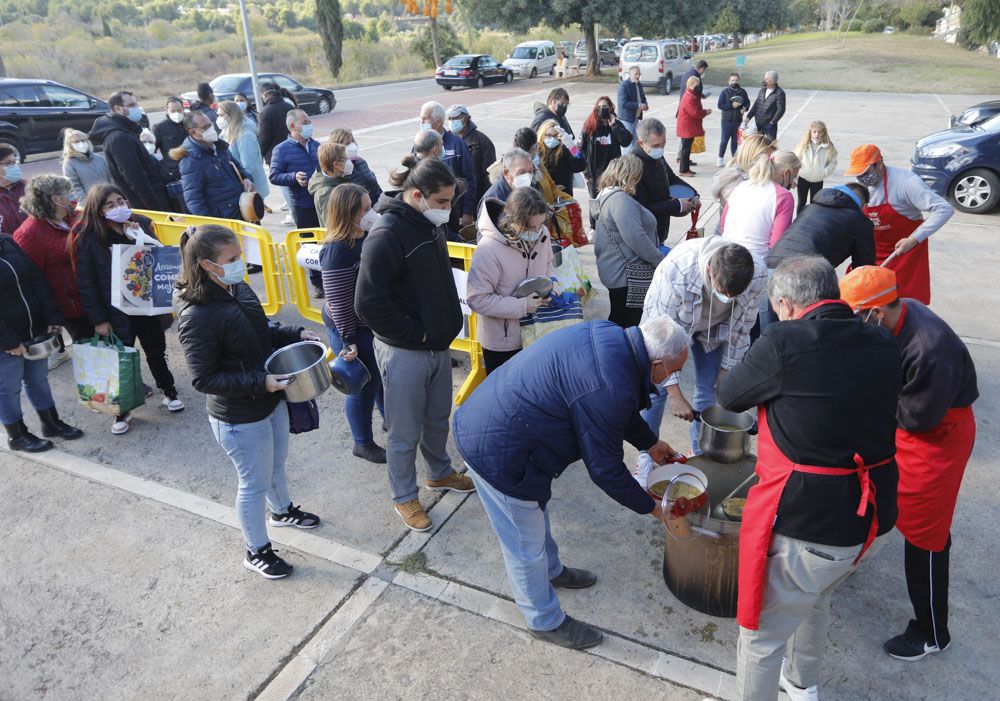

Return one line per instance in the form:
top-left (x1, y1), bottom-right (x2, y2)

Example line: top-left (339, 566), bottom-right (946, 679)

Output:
top-left (111, 413), bottom-right (133, 435)
top-left (633, 452), bottom-right (655, 489)
top-left (716, 156), bottom-right (725, 167)
top-left (47, 348), bottom-right (71, 370)
top-left (779, 661), bottom-right (819, 701)
top-left (281, 214), bottom-right (294, 226)
top-left (162, 395), bottom-right (185, 412)
top-left (279, 203), bottom-right (290, 212)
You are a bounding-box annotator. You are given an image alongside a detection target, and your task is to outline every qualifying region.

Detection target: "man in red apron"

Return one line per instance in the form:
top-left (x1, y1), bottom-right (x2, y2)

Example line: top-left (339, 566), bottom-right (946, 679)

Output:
top-left (841, 266), bottom-right (978, 661)
top-left (717, 256), bottom-right (902, 701)
top-left (843, 144), bottom-right (953, 305)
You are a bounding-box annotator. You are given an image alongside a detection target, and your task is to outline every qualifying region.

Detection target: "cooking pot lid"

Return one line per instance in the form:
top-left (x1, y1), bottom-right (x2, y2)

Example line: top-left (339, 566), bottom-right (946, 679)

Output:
top-left (330, 356), bottom-right (371, 395)
top-left (512, 276), bottom-right (553, 299)
top-left (240, 192), bottom-right (265, 224)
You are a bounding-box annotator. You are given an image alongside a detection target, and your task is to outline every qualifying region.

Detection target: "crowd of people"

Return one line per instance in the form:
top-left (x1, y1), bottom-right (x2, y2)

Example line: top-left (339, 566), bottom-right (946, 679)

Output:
top-left (0, 68), bottom-right (979, 701)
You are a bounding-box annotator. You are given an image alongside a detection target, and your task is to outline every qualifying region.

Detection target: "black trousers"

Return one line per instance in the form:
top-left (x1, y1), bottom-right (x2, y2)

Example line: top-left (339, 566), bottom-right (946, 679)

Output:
top-left (291, 204), bottom-right (323, 289)
top-left (126, 315), bottom-right (176, 393)
top-left (796, 177), bottom-right (823, 214)
top-left (678, 137), bottom-right (694, 173)
top-left (482, 348), bottom-right (520, 375)
top-left (719, 121), bottom-right (739, 157)
top-left (62, 316), bottom-right (95, 342)
top-left (607, 287), bottom-right (643, 328)
top-left (905, 535), bottom-right (951, 648)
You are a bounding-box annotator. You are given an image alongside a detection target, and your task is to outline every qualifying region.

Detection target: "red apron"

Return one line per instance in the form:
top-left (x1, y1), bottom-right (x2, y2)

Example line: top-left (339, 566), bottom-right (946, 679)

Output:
top-left (736, 300), bottom-right (892, 630)
top-left (863, 173), bottom-right (931, 304)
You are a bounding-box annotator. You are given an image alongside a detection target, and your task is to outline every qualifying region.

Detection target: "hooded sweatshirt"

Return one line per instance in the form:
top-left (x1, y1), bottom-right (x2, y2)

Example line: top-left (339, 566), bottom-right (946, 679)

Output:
top-left (467, 199), bottom-right (556, 351)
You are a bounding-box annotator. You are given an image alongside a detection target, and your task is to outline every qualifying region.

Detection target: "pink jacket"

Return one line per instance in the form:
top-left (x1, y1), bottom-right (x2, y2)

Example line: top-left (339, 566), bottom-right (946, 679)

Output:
top-left (467, 200), bottom-right (556, 351)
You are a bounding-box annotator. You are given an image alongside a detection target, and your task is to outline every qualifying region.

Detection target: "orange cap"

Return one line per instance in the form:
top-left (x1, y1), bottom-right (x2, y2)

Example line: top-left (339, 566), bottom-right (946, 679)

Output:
top-left (839, 266), bottom-right (898, 311)
top-left (844, 144), bottom-right (883, 176)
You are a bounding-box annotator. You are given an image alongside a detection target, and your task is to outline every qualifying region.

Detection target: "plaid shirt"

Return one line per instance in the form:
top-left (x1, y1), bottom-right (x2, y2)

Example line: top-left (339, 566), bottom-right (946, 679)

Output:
top-left (642, 236), bottom-right (766, 386)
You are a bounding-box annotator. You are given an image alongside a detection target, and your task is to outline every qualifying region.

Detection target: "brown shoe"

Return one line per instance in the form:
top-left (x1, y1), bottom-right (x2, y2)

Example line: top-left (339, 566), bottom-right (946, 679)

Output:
top-left (426, 470), bottom-right (476, 493)
top-left (394, 499), bottom-right (432, 532)
top-left (679, 171), bottom-right (697, 177)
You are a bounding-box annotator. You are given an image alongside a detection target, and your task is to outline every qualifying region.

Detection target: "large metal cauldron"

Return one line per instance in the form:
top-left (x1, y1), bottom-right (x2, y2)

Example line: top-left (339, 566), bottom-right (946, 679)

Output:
top-left (660, 453), bottom-right (757, 618)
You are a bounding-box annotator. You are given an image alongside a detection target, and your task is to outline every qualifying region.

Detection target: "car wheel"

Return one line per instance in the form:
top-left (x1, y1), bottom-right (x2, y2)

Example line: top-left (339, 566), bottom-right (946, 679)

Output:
top-left (317, 97), bottom-right (332, 114)
top-left (0, 134), bottom-right (27, 164)
top-left (661, 76), bottom-right (672, 95)
top-left (950, 168), bottom-right (1000, 213)
top-left (530, 67), bottom-right (538, 79)
top-left (506, 71), bottom-right (514, 83)
top-left (442, 85), bottom-right (453, 91)
top-left (477, 76), bottom-right (485, 89)
top-left (549, 65), bottom-right (554, 76)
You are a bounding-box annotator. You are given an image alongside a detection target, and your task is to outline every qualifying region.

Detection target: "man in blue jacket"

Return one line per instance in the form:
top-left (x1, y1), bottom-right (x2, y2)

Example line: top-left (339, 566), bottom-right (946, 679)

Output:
top-left (174, 111), bottom-right (253, 220)
top-left (453, 317), bottom-right (689, 649)
top-left (616, 66), bottom-right (649, 154)
top-left (717, 73), bottom-right (750, 165)
top-left (419, 101), bottom-right (477, 227)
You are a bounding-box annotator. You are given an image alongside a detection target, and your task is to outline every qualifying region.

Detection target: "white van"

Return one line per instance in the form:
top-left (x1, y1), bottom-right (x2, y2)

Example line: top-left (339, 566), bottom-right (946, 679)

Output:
top-left (505, 40), bottom-right (557, 78)
top-left (617, 39), bottom-right (692, 95)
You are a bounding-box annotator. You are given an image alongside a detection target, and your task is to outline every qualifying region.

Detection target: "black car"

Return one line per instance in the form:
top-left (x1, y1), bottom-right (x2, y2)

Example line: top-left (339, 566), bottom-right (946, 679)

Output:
top-left (180, 73), bottom-right (336, 115)
top-left (435, 55), bottom-right (513, 90)
top-left (950, 100), bottom-right (1000, 128)
top-left (0, 78), bottom-right (111, 162)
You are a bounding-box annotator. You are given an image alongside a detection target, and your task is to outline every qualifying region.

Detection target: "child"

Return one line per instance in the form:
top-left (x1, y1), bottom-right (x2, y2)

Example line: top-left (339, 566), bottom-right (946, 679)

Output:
top-left (793, 121), bottom-right (838, 214)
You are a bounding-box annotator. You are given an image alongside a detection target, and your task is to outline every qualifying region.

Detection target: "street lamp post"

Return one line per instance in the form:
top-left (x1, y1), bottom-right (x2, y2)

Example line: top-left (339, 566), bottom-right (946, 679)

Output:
top-left (237, 0), bottom-right (263, 112)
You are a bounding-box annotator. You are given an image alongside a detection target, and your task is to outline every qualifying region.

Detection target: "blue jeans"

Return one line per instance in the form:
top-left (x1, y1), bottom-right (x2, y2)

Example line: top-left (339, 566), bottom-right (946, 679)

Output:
top-left (468, 468), bottom-right (565, 631)
top-left (719, 121), bottom-right (739, 157)
top-left (621, 120), bottom-right (636, 154)
top-left (325, 325), bottom-right (384, 446)
top-left (209, 401), bottom-right (292, 551)
top-left (0, 352), bottom-right (54, 425)
top-left (641, 342), bottom-right (724, 454)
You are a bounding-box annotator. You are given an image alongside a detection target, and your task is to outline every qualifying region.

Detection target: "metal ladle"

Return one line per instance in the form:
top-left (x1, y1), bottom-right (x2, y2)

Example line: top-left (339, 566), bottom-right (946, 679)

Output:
top-left (711, 472), bottom-right (758, 521)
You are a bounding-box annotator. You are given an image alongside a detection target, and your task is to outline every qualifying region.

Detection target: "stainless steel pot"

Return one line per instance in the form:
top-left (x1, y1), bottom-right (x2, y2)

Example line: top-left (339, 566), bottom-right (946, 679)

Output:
top-left (264, 341), bottom-right (333, 403)
top-left (699, 405), bottom-right (754, 464)
top-left (22, 332), bottom-right (64, 361)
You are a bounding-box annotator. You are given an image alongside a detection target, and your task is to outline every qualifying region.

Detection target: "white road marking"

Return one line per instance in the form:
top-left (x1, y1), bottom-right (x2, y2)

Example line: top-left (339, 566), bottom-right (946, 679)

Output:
top-left (933, 94), bottom-right (953, 116)
top-left (777, 90), bottom-right (818, 141)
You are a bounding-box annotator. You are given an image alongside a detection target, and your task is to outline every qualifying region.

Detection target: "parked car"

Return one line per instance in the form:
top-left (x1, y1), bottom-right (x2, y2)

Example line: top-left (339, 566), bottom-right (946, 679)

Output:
top-left (504, 41), bottom-right (557, 79)
top-left (0, 78), bottom-right (114, 162)
top-left (883, 26), bottom-right (895, 34)
top-left (180, 73), bottom-right (336, 115)
top-left (950, 100), bottom-right (1000, 128)
top-left (617, 39), bottom-right (692, 95)
top-left (435, 54), bottom-right (513, 90)
top-left (574, 39), bottom-right (618, 67)
top-left (911, 113), bottom-right (1000, 214)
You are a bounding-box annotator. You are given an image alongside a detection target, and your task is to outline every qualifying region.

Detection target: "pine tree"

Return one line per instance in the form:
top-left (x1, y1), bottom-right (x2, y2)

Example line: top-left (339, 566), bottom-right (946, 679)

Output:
top-left (316, 0), bottom-right (344, 77)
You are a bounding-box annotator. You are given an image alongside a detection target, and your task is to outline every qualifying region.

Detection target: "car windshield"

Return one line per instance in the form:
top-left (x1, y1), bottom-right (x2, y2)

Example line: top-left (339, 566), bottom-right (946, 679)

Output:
top-left (512, 47), bottom-right (537, 59)
top-left (975, 113), bottom-right (1000, 131)
top-left (210, 76), bottom-right (246, 93)
top-left (445, 57), bottom-right (473, 67)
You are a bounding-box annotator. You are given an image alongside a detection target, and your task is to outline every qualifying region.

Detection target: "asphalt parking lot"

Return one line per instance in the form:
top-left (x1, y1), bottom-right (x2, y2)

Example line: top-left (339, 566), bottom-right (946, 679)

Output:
top-left (3, 82), bottom-right (998, 700)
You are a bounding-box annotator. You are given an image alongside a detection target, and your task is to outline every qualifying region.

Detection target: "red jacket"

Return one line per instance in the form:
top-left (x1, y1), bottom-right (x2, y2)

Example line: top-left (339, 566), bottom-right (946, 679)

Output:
top-left (13, 215), bottom-right (85, 320)
top-left (0, 181), bottom-right (26, 236)
top-left (676, 88), bottom-right (709, 139)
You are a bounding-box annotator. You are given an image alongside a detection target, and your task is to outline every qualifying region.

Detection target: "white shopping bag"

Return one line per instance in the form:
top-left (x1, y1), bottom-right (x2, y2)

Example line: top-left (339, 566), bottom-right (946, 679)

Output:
top-left (110, 236), bottom-right (181, 316)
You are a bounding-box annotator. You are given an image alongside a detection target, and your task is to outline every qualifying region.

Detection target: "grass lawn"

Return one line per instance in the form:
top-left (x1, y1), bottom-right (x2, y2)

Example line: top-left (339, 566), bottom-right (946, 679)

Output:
top-left (576, 32), bottom-right (1000, 94)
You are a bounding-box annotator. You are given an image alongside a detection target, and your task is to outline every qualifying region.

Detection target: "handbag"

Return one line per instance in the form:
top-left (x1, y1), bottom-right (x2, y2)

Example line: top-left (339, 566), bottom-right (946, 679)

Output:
top-left (287, 399), bottom-right (320, 434)
top-left (605, 209), bottom-right (656, 309)
top-left (691, 135), bottom-right (706, 154)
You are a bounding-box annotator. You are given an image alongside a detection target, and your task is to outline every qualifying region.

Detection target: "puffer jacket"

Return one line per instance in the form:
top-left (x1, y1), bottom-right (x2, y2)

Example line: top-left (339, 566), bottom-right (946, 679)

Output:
top-left (346, 157), bottom-right (382, 204)
top-left (461, 121), bottom-right (496, 205)
top-left (453, 321), bottom-right (658, 511)
top-left (0, 235), bottom-right (61, 350)
top-left (62, 151), bottom-right (110, 201)
top-left (172, 136), bottom-right (251, 220)
top-left (767, 187), bottom-right (875, 270)
top-left (13, 215), bottom-right (84, 321)
top-left (676, 88), bottom-right (709, 139)
top-left (268, 136), bottom-right (320, 211)
top-left (174, 281), bottom-right (303, 424)
top-left (795, 141), bottom-right (838, 183)
top-left (257, 94), bottom-right (294, 163)
top-left (467, 199), bottom-right (555, 352)
top-left (89, 113), bottom-right (171, 212)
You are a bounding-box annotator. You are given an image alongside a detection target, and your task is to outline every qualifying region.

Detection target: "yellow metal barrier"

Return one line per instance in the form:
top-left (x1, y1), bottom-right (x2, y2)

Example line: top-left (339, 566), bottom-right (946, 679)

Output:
top-left (134, 210), bottom-right (285, 316)
top-left (134, 210), bottom-right (488, 404)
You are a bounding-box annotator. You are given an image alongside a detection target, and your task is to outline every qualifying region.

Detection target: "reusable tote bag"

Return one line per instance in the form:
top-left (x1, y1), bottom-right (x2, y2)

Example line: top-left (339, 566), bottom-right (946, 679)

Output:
top-left (518, 290), bottom-right (585, 347)
top-left (111, 228), bottom-right (182, 316)
top-left (72, 335), bottom-right (145, 415)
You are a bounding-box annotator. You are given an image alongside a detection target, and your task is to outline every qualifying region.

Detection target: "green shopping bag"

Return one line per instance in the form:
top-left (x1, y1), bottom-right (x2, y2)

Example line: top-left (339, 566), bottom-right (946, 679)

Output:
top-left (71, 334), bottom-right (145, 415)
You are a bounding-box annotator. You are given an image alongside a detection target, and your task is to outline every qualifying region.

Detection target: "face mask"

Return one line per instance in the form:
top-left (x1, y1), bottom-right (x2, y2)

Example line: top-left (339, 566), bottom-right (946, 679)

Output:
top-left (418, 195), bottom-right (451, 227)
top-left (235, 101), bottom-right (248, 111)
top-left (857, 168), bottom-right (882, 188)
top-left (53, 197), bottom-right (77, 214)
top-left (144, 142), bottom-right (157, 154)
top-left (358, 208), bottom-right (380, 232)
top-left (532, 154), bottom-right (540, 166)
top-left (543, 137), bottom-right (560, 149)
top-left (420, 121), bottom-right (434, 131)
top-left (341, 159), bottom-right (354, 177)
top-left (127, 106), bottom-right (144, 122)
top-left (449, 120), bottom-right (464, 133)
top-left (168, 111), bottom-right (184, 124)
top-left (3, 163), bottom-right (22, 182)
top-left (346, 143), bottom-right (359, 160)
top-left (212, 258), bottom-right (246, 285)
top-left (518, 226), bottom-right (544, 243)
top-left (200, 126), bottom-right (219, 143)
top-left (708, 274), bottom-right (733, 304)
top-left (730, 82), bottom-right (739, 88)
top-left (104, 205), bottom-right (132, 223)
top-left (646, 146), bottom-right (664, 160)
top-left (598, 106), bottom-right (611, 119)
top-left (300, 123), bottom-right (314, 139)
top-left (71, 141), bottom-right (91, 154)
top-left (512, 172), bottom-right (533, 189)
top-left (217, 116), bottom-right (229, 131)
top-left (555, 103), bottom-right (568, 117)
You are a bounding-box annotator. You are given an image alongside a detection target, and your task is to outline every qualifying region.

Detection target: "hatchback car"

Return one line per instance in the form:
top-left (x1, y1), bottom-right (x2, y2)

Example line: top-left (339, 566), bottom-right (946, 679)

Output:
top-left (617, 40), bottom-right (692, 94)
top-left (911, 113), bottom-right (1000, 214)
top-left (180, 73), bottom-right (336, 115)
top-left (0, 78), bottom-right (111, 161)
top-left (435, 55), bottom-right (513, 90)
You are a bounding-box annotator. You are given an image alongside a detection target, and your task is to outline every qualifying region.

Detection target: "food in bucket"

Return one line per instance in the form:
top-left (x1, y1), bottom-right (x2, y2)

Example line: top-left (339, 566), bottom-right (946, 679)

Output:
top-left (648, 481), bottom-right (704, 500)
top-left (722, 497), bottom-right (747, 521)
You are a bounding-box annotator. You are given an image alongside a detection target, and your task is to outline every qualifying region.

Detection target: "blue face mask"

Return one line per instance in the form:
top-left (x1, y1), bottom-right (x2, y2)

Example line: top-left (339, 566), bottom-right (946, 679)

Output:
top-left (235, 101), bottom-right (248, 111)
top-left (543, 137), bottom-right (560, 149)
top-left (3, 163), bottom-right (22, 182)
top-left (127, 106), bottom-right (144, 122)
top-left (647, 147), bottom-right (664, 160)
top-left (212, 258), bottom-right (246, 285)
top-left (420, 121), bottom-right (434, 131)
top-left (532, 154), bottom-right (540, 166)
top-left (300, 123), bottom-right (314, 139)
top-left (449, 119), bottom-right (464, 133)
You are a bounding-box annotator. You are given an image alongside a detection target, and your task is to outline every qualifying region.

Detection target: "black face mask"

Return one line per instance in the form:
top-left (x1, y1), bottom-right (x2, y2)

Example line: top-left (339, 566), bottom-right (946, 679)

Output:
top-left (598, 106), bottom-right (611, 119)
top-left (555, 103), bottom-right (568, 117)
top-left (730, 82), bottom-right (740, 89)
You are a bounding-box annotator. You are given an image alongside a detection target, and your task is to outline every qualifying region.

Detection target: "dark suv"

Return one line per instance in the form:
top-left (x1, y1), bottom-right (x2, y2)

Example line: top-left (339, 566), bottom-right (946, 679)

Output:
top-left (0, 79), bottom-right (111, 162)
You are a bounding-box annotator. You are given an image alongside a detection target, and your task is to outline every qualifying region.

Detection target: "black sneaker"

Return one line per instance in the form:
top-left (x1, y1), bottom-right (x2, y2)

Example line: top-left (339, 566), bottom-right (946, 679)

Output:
top-left (352, 442), bottom-right (387, 463)
top-left (269, 503), bottom-right (321, 529)
top-left (884, 620), bottom-right (950, 661)
top-left (243, 543), bottom-right (292, 579)
top-left (550, 566), bottom-right (597, 589)
top-left (529, 615), bottom-right (604, 650)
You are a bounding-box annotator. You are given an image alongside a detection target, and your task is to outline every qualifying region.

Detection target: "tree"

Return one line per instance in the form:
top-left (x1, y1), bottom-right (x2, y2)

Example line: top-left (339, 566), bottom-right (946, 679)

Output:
top-left (959, 0), bottom-right (1000, 47)
top-left (316, 0), bottom-right (344, 77)
top-left (401, 0), bottom-right (455, 68)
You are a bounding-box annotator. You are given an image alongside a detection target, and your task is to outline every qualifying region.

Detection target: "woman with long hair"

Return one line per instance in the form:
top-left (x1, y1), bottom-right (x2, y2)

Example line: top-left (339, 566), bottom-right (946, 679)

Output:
top-left (580, 95), bottom-right (632, 222)
top-left (69, 183), bottom-right (185, 434)
top-left (174, 224), bottom-right (322, 579)
top-left (320, 183), bottom-right (385, 463)
top-left (61, 129), bottom-right (109, 202)
top-left (793, 120), bottom-right (838, 213)
top-left (217, 100), bottom-right (269, 199)
top-left (536, 118), bottom-right (586, 195)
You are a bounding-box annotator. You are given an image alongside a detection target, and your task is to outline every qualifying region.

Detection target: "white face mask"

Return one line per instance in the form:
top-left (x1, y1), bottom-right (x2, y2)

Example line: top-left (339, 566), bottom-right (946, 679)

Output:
top-left (200, 126), bottom-right (219, 143)
top-left (217, 116), bottom-right (229, 131)
top-left (342, 159), bottom-right (354, 177)
top-left (167, 111), bottom-right (185, 124)
top-left (512, 172), bottom-right (533, 189)
top-left (346, 143), bottom-right (360, 160)
top-left (144, 142), bottom-right (157, 154)
top-left (71, 141), bottom-right (91, 154)
top-left (358, 208), bottom-right (380, 232)
top-left (418, 195), bottom-right (451, 227)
